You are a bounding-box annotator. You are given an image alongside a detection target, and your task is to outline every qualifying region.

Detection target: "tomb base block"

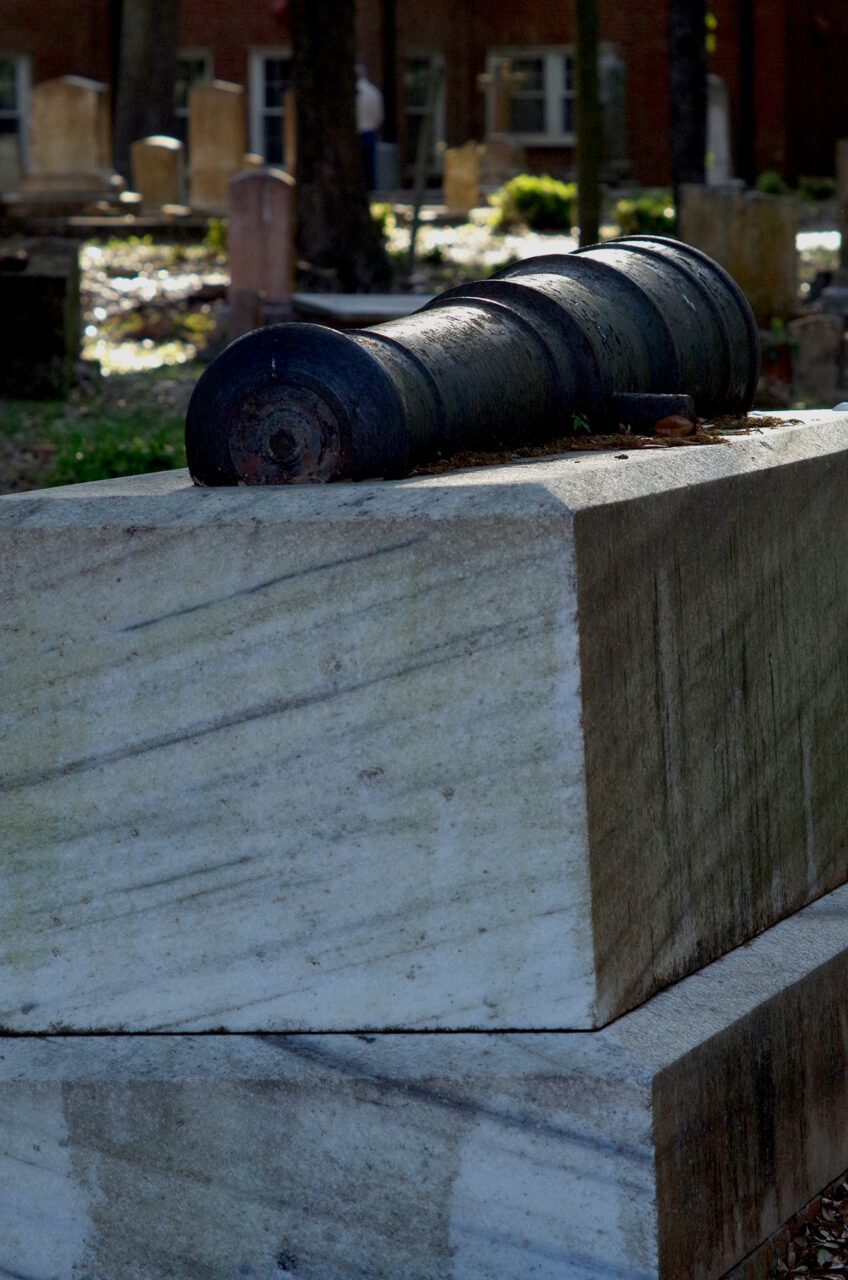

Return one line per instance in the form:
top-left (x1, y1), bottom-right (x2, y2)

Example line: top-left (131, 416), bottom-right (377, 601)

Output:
top-left (2, 883), bottom-right (848, 1280)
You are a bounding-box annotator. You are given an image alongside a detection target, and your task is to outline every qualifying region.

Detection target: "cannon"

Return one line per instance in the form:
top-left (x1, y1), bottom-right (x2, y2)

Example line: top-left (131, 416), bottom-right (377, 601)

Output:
top-left (185, 234), bottom-right (760, 485)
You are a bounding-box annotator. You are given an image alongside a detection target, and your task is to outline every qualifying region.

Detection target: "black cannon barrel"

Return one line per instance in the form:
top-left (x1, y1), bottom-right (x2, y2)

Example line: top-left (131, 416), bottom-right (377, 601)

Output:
top-left (185, 234), bottom-right (759, 486)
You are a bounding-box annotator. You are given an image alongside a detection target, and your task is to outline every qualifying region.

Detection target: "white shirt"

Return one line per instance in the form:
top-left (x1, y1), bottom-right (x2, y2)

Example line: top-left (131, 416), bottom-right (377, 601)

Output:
top-left (356, 77), bottom-right (384, 133)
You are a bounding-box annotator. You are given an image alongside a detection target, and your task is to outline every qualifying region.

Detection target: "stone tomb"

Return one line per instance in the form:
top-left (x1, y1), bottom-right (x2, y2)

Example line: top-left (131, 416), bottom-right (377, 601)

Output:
top-left (2, 886), bottom-right (848, 1280)
top-left (4, 412), bottom-right (848, 1277)
top-left (130, 135), bottom-right (185, 208)
top-left (3, 414), bottom-right (848, 1033)
top-left (18, 76), bottom-right (122, 199)
top-left (188, 80), bottom-right (247, 213)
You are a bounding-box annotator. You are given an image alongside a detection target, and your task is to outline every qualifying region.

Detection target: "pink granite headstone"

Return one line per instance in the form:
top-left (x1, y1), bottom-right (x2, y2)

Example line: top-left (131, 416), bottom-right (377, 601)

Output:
top-left (227, 167), bottom-right (296, 337)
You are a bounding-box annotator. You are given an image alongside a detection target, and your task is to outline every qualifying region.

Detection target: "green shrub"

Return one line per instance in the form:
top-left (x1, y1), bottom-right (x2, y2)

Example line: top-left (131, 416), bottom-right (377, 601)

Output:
top-left (49, 422), bottom-right (185, 486)
top-left (370, 201), bottom-right (396, 235)
top-left (756, 170), bottom-right (790, 195)
top-left (491, 174), bottom-right (577, 231)
top-left (614, 194), bottom-right (676, 236)
top-left (799, 175), bottom-right (837, 202)
top-left (204, 216), bottom-right (228, 253)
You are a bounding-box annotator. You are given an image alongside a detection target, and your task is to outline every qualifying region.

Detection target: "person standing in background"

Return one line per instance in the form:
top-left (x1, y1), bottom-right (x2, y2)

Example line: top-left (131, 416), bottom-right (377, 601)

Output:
top-left (356, 65), bottom-right (384, 191)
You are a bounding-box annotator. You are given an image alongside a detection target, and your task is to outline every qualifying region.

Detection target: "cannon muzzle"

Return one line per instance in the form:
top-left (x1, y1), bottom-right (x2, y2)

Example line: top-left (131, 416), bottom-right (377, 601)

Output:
top-left (185, 234), bottom-right (760, 485)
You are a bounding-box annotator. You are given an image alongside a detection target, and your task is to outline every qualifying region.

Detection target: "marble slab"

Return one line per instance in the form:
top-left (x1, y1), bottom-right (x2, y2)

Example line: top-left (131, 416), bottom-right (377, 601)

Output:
top-left (2, 882), bottom-right (848, 1280)
top-left (2, 412), bottom-right (848, 1031)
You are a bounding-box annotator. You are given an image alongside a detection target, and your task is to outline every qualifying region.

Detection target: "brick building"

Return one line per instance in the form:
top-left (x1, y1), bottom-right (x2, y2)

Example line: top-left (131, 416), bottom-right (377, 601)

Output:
top-left (0, 0), bottom-right (846, 190)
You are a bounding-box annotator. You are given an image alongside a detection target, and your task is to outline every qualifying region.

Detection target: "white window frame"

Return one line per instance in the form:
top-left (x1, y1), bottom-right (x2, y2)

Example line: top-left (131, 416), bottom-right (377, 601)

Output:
top-left (248, 47), bottom-right (293, 163)
top-left (0, 53), bottom-right (31, 168)
top-left (485, 47), bottom-right (574, 146)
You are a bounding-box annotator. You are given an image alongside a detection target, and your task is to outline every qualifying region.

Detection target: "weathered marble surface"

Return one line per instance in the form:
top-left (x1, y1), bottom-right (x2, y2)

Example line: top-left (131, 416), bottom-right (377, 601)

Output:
top-left (2, 883), bottom-right (848, 1280)
top-left (2, 412), bottom-right (848, 1030)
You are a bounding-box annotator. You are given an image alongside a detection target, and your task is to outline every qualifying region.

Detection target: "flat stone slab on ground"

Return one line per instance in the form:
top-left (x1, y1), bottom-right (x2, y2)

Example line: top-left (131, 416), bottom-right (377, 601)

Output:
top-left (3, 882), bottom-right (848, 1280)
top-left (2, 413), bottom-right (848, 1031)
top-left (292, 291), bottom-right (435, 326)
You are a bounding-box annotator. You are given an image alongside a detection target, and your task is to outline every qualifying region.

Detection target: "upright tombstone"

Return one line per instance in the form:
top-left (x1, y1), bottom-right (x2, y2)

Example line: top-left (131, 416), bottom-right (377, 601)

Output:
top-left (443, 141), bottom-right (481, 214)
top-left (599, 47), bottom-right (630, 182)
top-left (679, 184), bottom-right (799, 323)
top-left (19, 76), bottom-right (122, 200)
top-left (706, 74), bottom-right (733, 185)
top-left (0, 238), bottom-right (80, 397)
top-left (787, 313), bottom-right (844, 405)
top-left (188, 80), bottom-right (246, 213)
top-left (0, 134), bottom-right (21, 194)
top-left (225, 167), bottom-right (296, 339)
top-left (130, 136), bottom-right (184, 208)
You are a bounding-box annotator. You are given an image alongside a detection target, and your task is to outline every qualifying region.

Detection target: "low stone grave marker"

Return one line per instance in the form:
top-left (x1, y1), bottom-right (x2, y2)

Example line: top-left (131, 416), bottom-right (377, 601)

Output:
top-left (224, 166), bottom-right (295, 338)
top-left (188, 80), bottom-right (246, 213)
top-left (443, 140), bottom-right (482, 213)
top-left (130, 135), bottom-right (184, 208)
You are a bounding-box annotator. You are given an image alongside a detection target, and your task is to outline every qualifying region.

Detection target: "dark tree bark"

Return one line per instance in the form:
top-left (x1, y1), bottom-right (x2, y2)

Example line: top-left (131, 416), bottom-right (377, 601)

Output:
top-left (575, 0), bottom-right (602, 247)
top-left (381, 0), bottom-right (398, 144)
top-left (290, 0), bottom-right (391, 291)
top-left (113, 0), bottom-right (180, 179)
top-left (669, 0), bottom-right (707, 195)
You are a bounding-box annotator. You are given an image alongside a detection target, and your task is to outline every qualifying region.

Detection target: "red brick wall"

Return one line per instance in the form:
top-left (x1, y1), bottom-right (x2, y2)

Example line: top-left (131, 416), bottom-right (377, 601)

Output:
top-left (4, 0), bottom-right (845, 187)
top-left (3, 0), bottom-right (112, 85)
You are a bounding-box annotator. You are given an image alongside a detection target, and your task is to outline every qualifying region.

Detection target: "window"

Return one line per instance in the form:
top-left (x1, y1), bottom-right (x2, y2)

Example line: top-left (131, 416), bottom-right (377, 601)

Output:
top-left (175, 51), bottom-right (213, 145)
top-left (0, 54), bottom-right (30, 183)
top-left (485, 49), bottom-right (575, 144)
top-left (404, 53), bottom-right (445, 174)
top-left (248, 50), bottom-right (293, 166)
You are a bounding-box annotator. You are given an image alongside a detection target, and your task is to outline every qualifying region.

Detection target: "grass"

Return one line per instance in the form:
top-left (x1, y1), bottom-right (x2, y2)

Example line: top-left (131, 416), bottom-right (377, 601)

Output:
top-left (0, 364), bottom-right (194, 493)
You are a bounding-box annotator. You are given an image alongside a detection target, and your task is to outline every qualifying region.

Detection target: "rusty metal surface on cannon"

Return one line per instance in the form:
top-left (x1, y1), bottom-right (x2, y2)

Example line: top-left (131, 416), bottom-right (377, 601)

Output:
top-left (185, 234), bottom-right (760, 485)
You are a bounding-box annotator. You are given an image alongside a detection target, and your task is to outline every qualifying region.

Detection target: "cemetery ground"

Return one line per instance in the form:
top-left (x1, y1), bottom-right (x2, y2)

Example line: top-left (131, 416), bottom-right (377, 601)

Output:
top-left (0, 211), bottom-right (841, 495)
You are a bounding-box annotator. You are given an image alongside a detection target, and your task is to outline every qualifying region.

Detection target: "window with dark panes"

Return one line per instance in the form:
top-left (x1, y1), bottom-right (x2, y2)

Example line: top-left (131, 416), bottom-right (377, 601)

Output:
top-left (403, 53), bottom-right (445, 173)
top-left (0, 57), bottom-right (22, 137)
top-left (248, 53), bottom-right (293, 165)
top-left (175, 53), bottom-right (212, 145)
top-left (486, 49), bottom-right (576, 142)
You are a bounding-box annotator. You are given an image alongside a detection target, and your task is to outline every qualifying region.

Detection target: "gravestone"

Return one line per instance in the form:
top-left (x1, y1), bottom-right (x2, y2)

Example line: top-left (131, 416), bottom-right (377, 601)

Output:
top-left (0, 134), bottom-right (20, 193)
top-left (706, 73), bottom-right (733, 185)
top-left (679, 184), bottom-right (799, 322)
top-left (19, 77), bottom-right (121, 199)
top-left (130, 135), bottom-right (184, 208)
top-left (224, 167), bottom-right (296, 339)
top-left (0, 237), bottom-right (80, 397)
top-left (476, 59), bottom-right (527, 187)
top-left (188, 80), bottom-right (246, 213)
top-left (788, 313), bottom-right (844, 404)
top-left (600, 47), bottom-right (630, 181)
top-left (3, 413), bottom-right (848, 1279)
top-left (443, 140), bottom-right (482, 213)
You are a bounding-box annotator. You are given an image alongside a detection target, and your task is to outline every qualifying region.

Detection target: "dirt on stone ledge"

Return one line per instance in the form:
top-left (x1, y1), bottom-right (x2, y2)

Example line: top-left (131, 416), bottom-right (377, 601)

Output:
top-left (408, 415), bottom-right (796, 476)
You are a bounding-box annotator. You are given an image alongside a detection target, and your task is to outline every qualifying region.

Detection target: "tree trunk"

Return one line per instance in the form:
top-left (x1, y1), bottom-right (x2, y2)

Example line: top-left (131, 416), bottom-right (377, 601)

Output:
top-left (290, 0), bottom-right (391, 291)
top-left (669, 0), bottom-right (707, 195)
top-left (575, 0), bottom-right (602, 247)
top-left (114, 0), bottom-right (180, 179)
